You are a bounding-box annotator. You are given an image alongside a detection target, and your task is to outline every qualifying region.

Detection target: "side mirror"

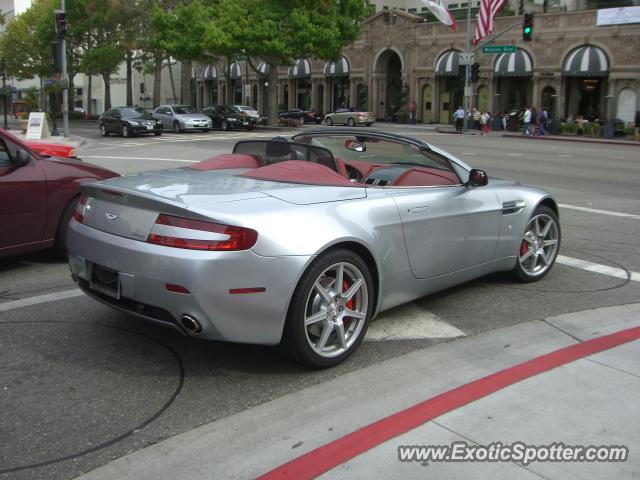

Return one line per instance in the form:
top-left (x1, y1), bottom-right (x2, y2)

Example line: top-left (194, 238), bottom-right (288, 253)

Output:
top-left (16, 150), bottom-right (31, 167)
top-left (467, 169), bottom-right (488, 187)
top-left (345, 139), bottom-right (366, 153)
top-left (167, 111), bottom-right (173, 116)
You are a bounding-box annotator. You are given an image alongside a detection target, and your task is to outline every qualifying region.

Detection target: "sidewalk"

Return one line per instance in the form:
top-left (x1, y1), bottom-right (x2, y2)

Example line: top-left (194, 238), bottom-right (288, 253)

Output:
top-left (75, 303), bottom-right (640, 480)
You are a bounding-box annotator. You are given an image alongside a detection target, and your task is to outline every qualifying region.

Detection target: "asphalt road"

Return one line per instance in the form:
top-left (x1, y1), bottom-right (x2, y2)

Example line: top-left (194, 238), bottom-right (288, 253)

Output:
top-left (1, 123), bottom-right (638, 480)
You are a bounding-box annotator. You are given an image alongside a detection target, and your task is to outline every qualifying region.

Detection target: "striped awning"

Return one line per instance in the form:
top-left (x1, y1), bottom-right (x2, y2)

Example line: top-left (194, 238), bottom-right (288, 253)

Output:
top-left (494, 50), bottom-right (533, 77)
top-left (324, 57), bottom-right (350, 77)
top-left (435, 50), bottom-right (461, 77)
top-left (203, 64), bottom-right (217, 80)
top-left (257, 62), bottom-right (270, 77)
top-left (288, 58), bottom-right (311, 79)
top-left (229, 62), bottom-right (242, 80)
top-left (190, 65), bottom-right (197, 79)
top-left (563, 45), bottom-right (609, 77)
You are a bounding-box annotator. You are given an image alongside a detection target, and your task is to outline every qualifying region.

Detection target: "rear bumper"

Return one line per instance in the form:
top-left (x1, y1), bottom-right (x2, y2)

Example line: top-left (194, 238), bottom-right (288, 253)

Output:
top-left (67, 220), bottom-right (311, 345)
top-left (131, 125), bottom-right (162, 134)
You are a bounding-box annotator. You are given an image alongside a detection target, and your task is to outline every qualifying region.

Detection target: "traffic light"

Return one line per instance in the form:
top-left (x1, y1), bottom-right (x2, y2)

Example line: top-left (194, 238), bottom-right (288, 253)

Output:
top-left (54, 10), bottom-right (68, 39)
top-left (50, 42), bottom-right (63, 74)
top-left (523, 13), bottom-right (533, 41)
top-left (470, 63), bottom-right (480, 83)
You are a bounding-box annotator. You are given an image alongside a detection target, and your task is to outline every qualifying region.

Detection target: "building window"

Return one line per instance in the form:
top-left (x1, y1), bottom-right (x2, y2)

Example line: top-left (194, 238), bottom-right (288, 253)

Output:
top-left (408, 8), bottom-right (417, 13)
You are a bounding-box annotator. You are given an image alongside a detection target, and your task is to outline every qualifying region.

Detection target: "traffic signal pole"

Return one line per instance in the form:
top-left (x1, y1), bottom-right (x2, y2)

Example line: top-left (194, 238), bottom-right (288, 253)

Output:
top-left (462, 1), bottom-right (472, 132)
top-left (60, 0), bottom-right (69, 138)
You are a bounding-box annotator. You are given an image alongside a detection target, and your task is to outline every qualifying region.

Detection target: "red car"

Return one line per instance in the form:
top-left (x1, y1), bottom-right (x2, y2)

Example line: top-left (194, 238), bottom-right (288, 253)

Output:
top-left (23, 140), bottom-right (78, 159)
top-left (0, 128), bottom-right (119, 257)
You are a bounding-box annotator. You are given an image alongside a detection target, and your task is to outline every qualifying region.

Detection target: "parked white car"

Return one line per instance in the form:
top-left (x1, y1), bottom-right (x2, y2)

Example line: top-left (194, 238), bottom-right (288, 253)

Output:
top-left (232, 105), bottom-right (260, 130)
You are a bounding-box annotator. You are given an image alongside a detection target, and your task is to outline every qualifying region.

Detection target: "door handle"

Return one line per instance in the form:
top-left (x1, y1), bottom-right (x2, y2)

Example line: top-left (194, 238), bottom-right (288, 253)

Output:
top-left (408, 205), bottom-right (431, 214)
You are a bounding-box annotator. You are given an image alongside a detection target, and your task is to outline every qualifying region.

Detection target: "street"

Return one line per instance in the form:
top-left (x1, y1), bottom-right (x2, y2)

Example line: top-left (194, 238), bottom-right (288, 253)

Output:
top-left (1, 124), bottom-right (639, 480)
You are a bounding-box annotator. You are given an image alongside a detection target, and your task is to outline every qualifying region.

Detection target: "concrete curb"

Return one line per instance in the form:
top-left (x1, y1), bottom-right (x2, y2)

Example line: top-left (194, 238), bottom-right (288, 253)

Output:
top-left (502, 133), bottom-right (639, 147)
top-left (73, 303), bottom-right (640, 480)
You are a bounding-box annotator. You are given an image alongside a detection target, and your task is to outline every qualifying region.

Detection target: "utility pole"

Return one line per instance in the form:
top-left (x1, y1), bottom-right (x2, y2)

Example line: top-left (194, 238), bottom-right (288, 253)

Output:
top-left (60, 0), bottom-right (69, 137)
top-left (462, 1), bottom-right (472, 131)
top-left (2, 58), bottom-right (8, 130)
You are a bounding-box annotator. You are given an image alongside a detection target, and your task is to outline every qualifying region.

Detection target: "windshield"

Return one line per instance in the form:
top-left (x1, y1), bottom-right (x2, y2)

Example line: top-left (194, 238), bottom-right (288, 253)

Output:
top-left (173, 106), bottom-right (195, 114)
top-left (120, 107), bottom-right (148, 118)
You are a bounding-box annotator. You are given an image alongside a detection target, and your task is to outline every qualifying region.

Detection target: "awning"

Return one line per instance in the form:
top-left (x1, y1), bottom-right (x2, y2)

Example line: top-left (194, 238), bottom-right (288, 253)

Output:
top-left (203, 64), bottom-right (217, 80)
top-left (493, 50), bottom-right (533, 77)
top-left (435, 50), bottom-right (460, 77)
top-left (190, 65), bottom-right (197, 79)
top-left (229, 62), bottom-right (242, 80)
top-left (323, 57), bottom-right (350, 77)
top-left (288, 58), bottom-right (311, 79)
top-left (563, 45), bottom-right (609, 77)
top-left (257, 62), bottom-right (270, 77)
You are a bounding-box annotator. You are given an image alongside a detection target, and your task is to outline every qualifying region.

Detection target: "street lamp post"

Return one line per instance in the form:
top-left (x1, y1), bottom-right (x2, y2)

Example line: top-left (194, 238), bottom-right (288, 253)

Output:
top-left (2, 58), bottom-right (8, 130)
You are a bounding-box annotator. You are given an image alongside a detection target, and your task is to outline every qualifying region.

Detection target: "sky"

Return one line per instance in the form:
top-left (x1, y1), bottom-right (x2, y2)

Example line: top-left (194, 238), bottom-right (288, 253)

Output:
top-left (15, 0), bottom-right (31, 15)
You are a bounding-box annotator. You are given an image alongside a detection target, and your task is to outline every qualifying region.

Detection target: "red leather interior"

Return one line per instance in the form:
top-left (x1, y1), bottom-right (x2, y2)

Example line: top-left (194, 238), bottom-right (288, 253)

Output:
top-left (333, 156), bottom-right (349, 177)
top-left (189, 154), bottom-right (263, 171)
top-left (391, 167), bottom-right (459, 186)
top-left (239, 160), bottom-right (354, 186)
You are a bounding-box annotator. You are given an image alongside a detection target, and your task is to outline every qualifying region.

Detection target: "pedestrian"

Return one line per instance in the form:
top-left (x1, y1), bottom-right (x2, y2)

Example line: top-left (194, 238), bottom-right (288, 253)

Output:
top-left (481, 111), bottom-right (491, 136)
top-left (523, 106), bottom-right (532, 136)
top-left (635, 111), bottom-right (640, 141)
top-left (408, 100), bottom-right (417, 124)
top-left (472, 108), bottom-right (481, 130)
top-left (453, 106), bottom-right (465, 132)
top-left (502, 111), bottom-right (509, 131)
top-left (537, 107), bottom-right (548, 136)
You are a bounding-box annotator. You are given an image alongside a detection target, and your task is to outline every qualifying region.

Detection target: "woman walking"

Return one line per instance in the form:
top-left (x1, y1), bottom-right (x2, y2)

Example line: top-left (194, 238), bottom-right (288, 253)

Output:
top-left (480, 111), bottom-right (491, 136)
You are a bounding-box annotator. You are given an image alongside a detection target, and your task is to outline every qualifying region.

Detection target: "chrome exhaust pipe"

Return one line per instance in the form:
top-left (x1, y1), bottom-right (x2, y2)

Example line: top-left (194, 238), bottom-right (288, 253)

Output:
top-left (181, 314), bottom-right (202, 334)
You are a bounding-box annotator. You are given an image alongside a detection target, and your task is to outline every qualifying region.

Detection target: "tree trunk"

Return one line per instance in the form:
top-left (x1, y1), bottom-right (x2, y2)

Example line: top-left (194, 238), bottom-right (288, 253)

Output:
top-left (88, 75), bottom-right (92, 116)
top-left (181, 61), bottom-right (191, 105)
top-left (153, 55), bottom-right (162, 107)
top-left (126, 52), bottom-right (133, 106)
top-left (266, 66), bottom-right (278, 126)
top-left (102, 73), bottom-right (112, 110)
top-left (167, 59), bottom-right (177, 103)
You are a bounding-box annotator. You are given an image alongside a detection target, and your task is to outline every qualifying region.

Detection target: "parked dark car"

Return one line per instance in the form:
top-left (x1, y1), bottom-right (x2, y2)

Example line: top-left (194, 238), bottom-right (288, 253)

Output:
top-left (201, 106), bottom-right (241, 131)
top-left (0, 128), bottom-right (119, 257)
top-left (279, 108), bottom-right (323, 124)
top-left (228, 105), bottom-right (258, 130)
top-left (99, 107), bottom-right (163, 137)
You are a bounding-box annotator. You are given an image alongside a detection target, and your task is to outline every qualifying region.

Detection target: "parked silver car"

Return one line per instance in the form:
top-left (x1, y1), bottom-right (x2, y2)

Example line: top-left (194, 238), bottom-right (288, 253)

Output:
top-left (67, 130), bottom-right (560, 368)
top-left (152, 104), bottom-right (212, 133)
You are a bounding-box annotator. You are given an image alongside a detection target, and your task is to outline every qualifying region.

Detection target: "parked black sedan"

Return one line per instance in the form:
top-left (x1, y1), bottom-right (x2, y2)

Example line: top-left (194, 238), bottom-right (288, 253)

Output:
top-left (201, 106), bottom-right (241, 131)
top-left (99, 107), bottom-right (163, 137)
top-left (279, 109), bottom-right (323, 124)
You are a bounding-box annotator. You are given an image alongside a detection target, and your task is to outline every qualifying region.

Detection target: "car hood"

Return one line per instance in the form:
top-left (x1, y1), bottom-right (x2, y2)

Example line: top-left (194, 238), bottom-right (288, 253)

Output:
top-left (48, 156), bottom-right (120, 179)
top-left (91, 168), bottom-right (366, 207)
top-left (175, 113), bottom-right (210, 120)
top-left (124, 115), bottom-right (156, 121)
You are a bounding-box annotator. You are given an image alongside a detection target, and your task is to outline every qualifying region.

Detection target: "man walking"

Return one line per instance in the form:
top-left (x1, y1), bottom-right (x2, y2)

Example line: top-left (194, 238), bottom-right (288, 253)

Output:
top-left (453, 106), bottom-right (465, 132)
top-left (537, 107), bottom-right (548, 136)
top-left (472, 108), bottom-right (481, 130)
top-left (523, 106), bottom-right (532, 136)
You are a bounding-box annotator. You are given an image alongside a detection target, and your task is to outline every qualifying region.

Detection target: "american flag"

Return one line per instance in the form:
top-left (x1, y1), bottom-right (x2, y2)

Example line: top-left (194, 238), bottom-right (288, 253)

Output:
top-left (474, 0), bottom-right (508, 45)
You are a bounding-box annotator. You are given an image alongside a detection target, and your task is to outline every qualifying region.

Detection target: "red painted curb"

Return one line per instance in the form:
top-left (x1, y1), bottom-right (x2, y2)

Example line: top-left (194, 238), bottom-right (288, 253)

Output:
top-left (258, 325), bottom-right (640, 480)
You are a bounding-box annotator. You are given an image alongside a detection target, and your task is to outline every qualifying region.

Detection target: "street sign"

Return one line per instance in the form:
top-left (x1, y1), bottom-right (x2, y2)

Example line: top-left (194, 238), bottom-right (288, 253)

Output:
top-left (481, 45), bottom-right (517, 54)
top-left (459, 52), bottom-right (475, 66)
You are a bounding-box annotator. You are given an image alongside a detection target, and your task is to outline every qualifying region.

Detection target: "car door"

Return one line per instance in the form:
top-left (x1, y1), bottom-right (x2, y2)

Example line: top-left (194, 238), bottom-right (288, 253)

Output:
top-left (154, 106), bottom-right (170, 129)
top-left (101, 109), bottom-right (115, 133)
top-left (0, 137), bottom-right (48, 251)
top-left (393, 184), bottom-right (502, 278)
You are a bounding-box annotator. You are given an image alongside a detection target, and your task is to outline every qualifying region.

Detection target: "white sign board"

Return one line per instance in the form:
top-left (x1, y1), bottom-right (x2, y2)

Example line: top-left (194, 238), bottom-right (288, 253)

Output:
top-left (25, 112), bottom-right (51, 140)
top-left (597, 6), bottom-right (640, 26)
top-left (459, 52), bottom-right (475, 66)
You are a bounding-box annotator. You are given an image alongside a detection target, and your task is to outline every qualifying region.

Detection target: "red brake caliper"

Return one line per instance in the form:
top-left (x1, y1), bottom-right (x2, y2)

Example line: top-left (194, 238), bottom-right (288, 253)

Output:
top-left (342, 280), bottom-right (353, 310)
top-left (520, 239), bottom-right (528, 257)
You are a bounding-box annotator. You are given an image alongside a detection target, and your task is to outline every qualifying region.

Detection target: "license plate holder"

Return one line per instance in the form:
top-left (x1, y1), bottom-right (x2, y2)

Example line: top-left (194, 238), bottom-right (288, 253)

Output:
top-left (90, 264), bottom-right (121, 299)
top-left (147, 125), bottom-right (153, 130)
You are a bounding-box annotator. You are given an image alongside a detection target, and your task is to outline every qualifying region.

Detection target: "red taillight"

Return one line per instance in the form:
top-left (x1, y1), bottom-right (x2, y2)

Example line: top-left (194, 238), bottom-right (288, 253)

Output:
top-left (147, 214), bottom-right (258, 251)
top-left (357, 113), bottom-right (365, 118)
top-left (73, 194), bottom-right (87, 223)
top-left (165, 283), bottom-right (190, 294)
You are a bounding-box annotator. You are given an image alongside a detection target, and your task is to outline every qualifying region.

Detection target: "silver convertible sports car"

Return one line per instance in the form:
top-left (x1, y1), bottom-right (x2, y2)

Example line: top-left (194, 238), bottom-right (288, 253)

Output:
top-left (67, 130), bottom-right (560, 367)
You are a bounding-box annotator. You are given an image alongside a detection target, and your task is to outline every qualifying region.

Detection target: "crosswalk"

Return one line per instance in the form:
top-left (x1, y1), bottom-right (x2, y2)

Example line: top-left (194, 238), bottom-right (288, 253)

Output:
top-left (92, 130), bottom-right (301, 150)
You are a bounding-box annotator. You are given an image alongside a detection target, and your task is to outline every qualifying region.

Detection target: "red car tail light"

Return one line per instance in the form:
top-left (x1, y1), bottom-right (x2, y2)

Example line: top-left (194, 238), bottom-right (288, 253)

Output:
top-left (147, 214), bottom-right (258, 251)
top-left (357, 113), bottom-right (365, 119)
top-left (73, 194), bottom-right (88, 223)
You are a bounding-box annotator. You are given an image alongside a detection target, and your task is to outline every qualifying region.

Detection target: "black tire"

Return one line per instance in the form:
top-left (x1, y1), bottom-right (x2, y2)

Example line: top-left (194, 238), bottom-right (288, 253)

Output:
top-left (221, 121), bottom-right (228, 131)
top-left (281, 249), bottom-right (374, 368)
top-left (201, 128), bottom-right (210, 133)
top-left (325, 117), bottom-right (333, 126)
top-left (366, 123), bottom-right (372, 127)
top-left (154, 132), bottom-right (162, 136)
top-left (54, 198), bottom-right (77, 258)
top-left (512, 205), bottom-right (561, 283)
top-left (122, 125), bottom-right (131, 138)
top-left (347, 118), bottom-right (355, 127)
top-left (173, 121), bottom-right (182, 133)
top-left (100, 123), bottom-right (108, 136)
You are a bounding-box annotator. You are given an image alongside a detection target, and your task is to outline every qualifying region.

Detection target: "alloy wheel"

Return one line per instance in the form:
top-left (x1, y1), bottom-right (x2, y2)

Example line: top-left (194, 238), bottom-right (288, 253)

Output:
top-left (303, 261), bottom-right (368, 358)
top-left (518, 213), bottom-right (559, 277)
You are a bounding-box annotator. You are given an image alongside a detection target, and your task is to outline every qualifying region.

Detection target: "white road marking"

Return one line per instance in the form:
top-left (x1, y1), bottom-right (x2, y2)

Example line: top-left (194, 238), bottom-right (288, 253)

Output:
top-left (609, 156), bottom-right (625, 159)
top-left (559, 204), bottom-right (640, 220)
top-left (0, 289), bottom-right (84, 313)
top-left (558, 154), bottom-right (573, 157)
top-left (82, 155), bottom-right (198, 163)
top-left (557, 255), bottom-right (640, 282)
top-left (508, 153), bottom-right (523, 156)
top-left (366, 304), bottom-right (465, 341)
top-left (460, 152), bottom-right (476, 155)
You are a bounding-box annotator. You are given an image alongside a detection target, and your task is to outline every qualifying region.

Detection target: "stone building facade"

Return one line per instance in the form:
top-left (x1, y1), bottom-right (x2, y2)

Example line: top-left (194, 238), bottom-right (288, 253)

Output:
top-left (190, 8), bottom-right (640, 125)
